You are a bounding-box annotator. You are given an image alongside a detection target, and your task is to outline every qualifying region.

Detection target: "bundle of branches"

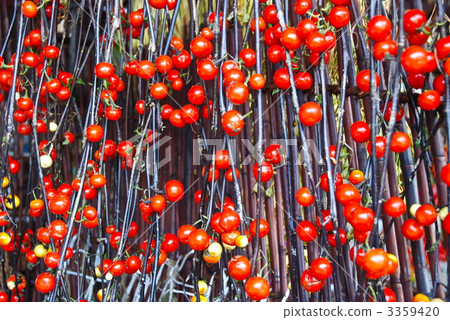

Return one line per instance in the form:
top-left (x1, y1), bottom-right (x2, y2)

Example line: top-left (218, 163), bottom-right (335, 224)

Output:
top-left (0, 0), bottom-right (449, 302)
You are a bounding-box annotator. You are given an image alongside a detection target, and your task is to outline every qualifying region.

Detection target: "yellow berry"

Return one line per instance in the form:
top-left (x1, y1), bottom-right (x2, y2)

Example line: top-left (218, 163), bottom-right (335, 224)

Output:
top-left (5, 194), bottom-right (20, 210)
top-left (198, 280), bottom-right (208, 295)
top-left (409, 204), bottom-right (420, 217)
top-left (2, 177), bottom-right (9, 188)
top-left (207, 242), bottom-right (222, 257)
top-left (190, 295), bottom-right (208, 302)
top-left (0, 232), bottom-right (11, 246)
top-left (34, 244), bottom-right (48, 258)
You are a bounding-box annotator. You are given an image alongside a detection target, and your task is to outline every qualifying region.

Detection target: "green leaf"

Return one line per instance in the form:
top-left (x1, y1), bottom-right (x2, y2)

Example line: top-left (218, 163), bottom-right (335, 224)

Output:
top-left (63, 139), bottom-right (70, 145)
top-left (427, 241), bottom-right (439, 252)
top-left (415, 138), bottom-right (421, 148)
top-left (265, 185), bottom-right (274, 198)
top-left (342, 167), bottom-right (349, 179)
top-left (76, 78), bottom-right (86, 85)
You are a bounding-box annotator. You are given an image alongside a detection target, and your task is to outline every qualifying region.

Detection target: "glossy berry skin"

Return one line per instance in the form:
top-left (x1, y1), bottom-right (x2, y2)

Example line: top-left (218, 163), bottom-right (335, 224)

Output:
top-left (22, 1), bottom-right (38, 19)
top-left (296, 220), bottom-right (317, 242)
top-left (245, 277), bottom-right (270, 301)
top-left (384, 287), bottom-right (397, 302)
top-left (294, 72), bottom-right (313, 90)
top-left (170, 110), bottom-right (186, 128)
top-left (148, 0), bottom-right (168, 9)
top-left (221, 110), bottom-right (244, 136)
top-left (273, 68), bottom-right (290, 90)
top-left (433, 75), bottom-right (446, 95)
top-left (161, 233), bottom-right (179, 253)
top-left (363, 248), bottom-right (388, 274)
top-left (117, 140), bottom-right (135, 158)
top-left (48, 194), bottom-right (71, 215)
top-left (35, 272), bottom-right (56, 294)
top-left (336, 183), bottom-right (361, 206)
top-left (436, 36), bottom-right (450, 60)
top-left (349, 170), bottom-right (365, 185)
top-left (43, 46), bottom-right (60, 59)
top-left (49, 220), bottom-right (68, 240)
top-left (442, 67), bottom-right (450, 88)
top-left (137, 60), bottom-right (156, 79)
top-left (44, 252), bottom-right (61, 269)
top-left (295, 187), bottom-right (314, 207)
top-left (294, 0), bottom-right (311, 15)
top-left (440, 163), bottom-right (450, 187)
top-left (384, 197), bottom-right (406, 218)
top-left (264, 144), bottom-right (282, 165)
top-left (404, 9), bottom-right (427, 34)
top-left (201, 27), bottom-right (214, 40)
top-left (367, 15), bottom-right (392, 42)
top-left (150, 82), bottom-right (168, 99)
top-left (224, 69), bottom-right (245, 86)
top-left (214, 150), bottom-right (230, 169)
top-left (221, 230), bottom-right (240, 246)
top-left (177, 225), bottom-right (196, 244)
top-left (401, 219), bottom-right (424, 241)
top-left (319, 172), bottom-right (343, 193)
top-left (310, 257), bottom-right (333, 280)
top-left (165, 180), bottom-right (184, 202)
top-left (309, 51), bottom-right (330, 66)
top-left (172, 50), bottom-right (192, 70)
top-left (197, 59), bottom-right (218, 80)
top-left (226, 82), bottom-right (249, 104)
top-left (150, 195), bottom-right (166, 212)
top-left (86, 124), bottom-right (104, 142)
top-left (181, 104), bottom-right (200, 124)
top-left (407, 29), bottom-right (430, 45)
top-left (418, 90), bottom-right (441, 111)
top-left (239, 49), bottom-right (256, 68)
top-left (95, 62), bottom-right (115, 79)
top-left (383, 101), bottom-right (405, 122)
top-left (219, 210), bottom-right (241, 232)
top-left (263, 5), bottom-right (278, 25)
top-left (228, 255), bottom-right (251, 281)
top-left (249, 74), bottom-right (266, 90)
top-left (190, 36), bottom-right (213, 58)
top-left (188, 229), bottom-right (209, 251)
top-left (367, 136), bottom-right (386, 158)
top-left (400, 46), bottom-right (428, 74)
top-left (297, 19), bottom-right (317, 39)
top-left (415, 204), bottom-right (437, 226)
top-left (305, 32), bottom-right (327, 52)
top-left (280, 28), bottom-right (302, 51)
top-left (373, 40), bottom-right (398, 61)
top-left (301, 269), bottom-right (325, 292)
top-left (252, 161), bottom-right (274, 183)
top-left (350, 121), bottom-right (371, 143)
top-left (350, 206), bottom-right (375, 232)
top-left (299, 102), bottom-right (322, 126)
top-left (161, 104), bottom-right (173, 119)
top-left (356, 70), bottom-right (380, 92)
top-left (83, 206), bottom-right (98, 221)
top-left (187, 85), bottom-right (205, 105)
top-left (328, 6), bottom-right (350, 28)
top-left (155, 55), bottom-right (172, 74)
top-left (443, 214), bottom-right (450, 234)
top-left (249, 218), bottom-right (270, 238)
top-left (327, 228), bottom-right (347, 247)
top-left (250, 17), bottom-right (266, 33)
top-left (267, 45), bottom-right (286, 63)
top-left (390, 132), bottom-right (411, 153)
